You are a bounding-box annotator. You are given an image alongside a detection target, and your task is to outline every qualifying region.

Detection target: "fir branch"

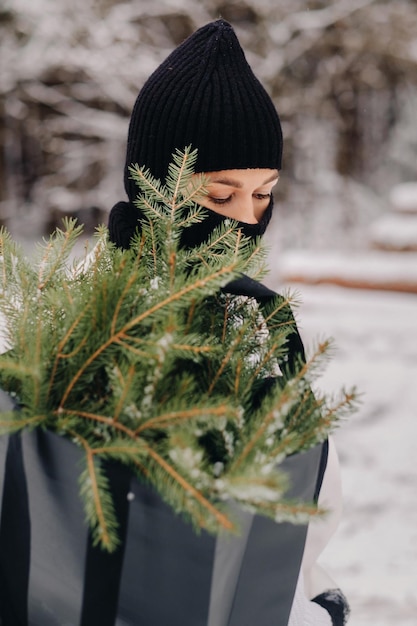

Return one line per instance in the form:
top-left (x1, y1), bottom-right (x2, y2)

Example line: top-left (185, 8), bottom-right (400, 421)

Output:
top-left (143, 442), bottom-right (235, 532)
top-left (0, 412), bottom-right (44, 434)
top-left (207, 322), bottom-right (249, 395)
top-left (285, 388), bottom-right (322, 433)
top-left (76, 433), bottom-right (120, 552)
top-left (33, 314), bottom-right (43, 408)
top-left (313, 389), bottom-right (358, 434)
top-left (255, 295), bottom-right (296, 333)
top-left (0, 358), bottom-right (38, 378)
top-left (0, 148), bottom-right (358, 550)
top-left (230, 389), bottom-right (293, 471)
top-left (175, 176), bottom-right (208, 212)
top-left (57, 337), bottom-right (89, 360)
top-left (266, 433), bottom-right (300, 462)
top-left (57, 408), bottom-right (137, 439)
top-left (141, 212), bottom-right (159, 276)
top-left (135, 405), bottom-right (235, 434)
top-left (36, 218), bottom-right (83, 291)
top-left (0, 229), bottom-right (12, 291)
top-left (46, 306), bottom-right (90, 401)
top-left (231, 342), bottom-right (337, 470)
top-left (246, 498), bottom-right (323, 524)
top-left (176, 204), bottom-right (207, 228)
top-left (113, 364), bottom-right (136, 422)
top-left (90, 443), bottom-right (150, 479)
top-left (120, 262), bottom-right (239, 334)
top-left (59, 260), bottom-right (239, 412)
top-left (128, 164), bottom-right (167, 203)
top-left (243, 340), bottom-right (284, 391)
top-left (58, 336), bottom-right (115, 408)
top-left (110, 257), bottom-right (141, 336)
top-left (171, 147), bottom-right (192, 209)
top-left (169, 342), bottom-right (213, 354)
top-left (323, 389), bottom-right (358, 420)
top-left (291, 340), bottom-right (332, 382)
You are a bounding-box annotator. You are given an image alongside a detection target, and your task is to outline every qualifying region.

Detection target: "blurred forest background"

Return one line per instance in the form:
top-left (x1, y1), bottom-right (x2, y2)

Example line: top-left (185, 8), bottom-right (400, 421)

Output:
top-left (1, 3), bottom-right (417, 624)
top-left (1, 0), bottom-right (417, 252)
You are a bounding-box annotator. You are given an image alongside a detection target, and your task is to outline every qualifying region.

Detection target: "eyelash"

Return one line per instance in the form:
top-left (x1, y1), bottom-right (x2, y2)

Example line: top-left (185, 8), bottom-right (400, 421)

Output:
top-left (208, 193), bottom-right (270, 205)
top-left (209, 196), bottom-right (232, 205)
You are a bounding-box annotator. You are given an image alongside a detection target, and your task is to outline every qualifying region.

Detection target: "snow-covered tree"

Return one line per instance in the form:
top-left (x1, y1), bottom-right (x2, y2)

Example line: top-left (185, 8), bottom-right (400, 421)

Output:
top-left (1, 0), bottom-right (416, 248)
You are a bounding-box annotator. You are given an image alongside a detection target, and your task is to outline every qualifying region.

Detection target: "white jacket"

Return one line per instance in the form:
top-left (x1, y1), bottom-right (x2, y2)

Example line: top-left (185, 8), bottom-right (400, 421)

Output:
top-left (289, 436), bottom-right (343, 625)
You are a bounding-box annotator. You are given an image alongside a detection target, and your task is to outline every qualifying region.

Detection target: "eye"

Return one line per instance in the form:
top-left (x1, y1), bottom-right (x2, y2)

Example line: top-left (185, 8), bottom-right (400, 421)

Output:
top-left (208, 196), bottom-right (232, 205)
top-left (254, 193), bottom-right (271, 201)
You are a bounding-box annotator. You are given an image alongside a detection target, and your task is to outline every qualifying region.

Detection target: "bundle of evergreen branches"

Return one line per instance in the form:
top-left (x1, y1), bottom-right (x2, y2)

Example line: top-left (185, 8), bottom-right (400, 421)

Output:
top-left (0, 148), bottom-right (356, 552)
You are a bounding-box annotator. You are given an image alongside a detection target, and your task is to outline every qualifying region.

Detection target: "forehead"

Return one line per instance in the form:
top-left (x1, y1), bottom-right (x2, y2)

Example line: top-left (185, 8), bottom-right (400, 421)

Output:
top-left (206, 168), bottom-right (279, 187)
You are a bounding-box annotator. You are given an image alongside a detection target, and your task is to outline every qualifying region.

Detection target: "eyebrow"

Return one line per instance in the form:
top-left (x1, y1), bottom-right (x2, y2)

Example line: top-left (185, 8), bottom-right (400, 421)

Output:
top-left (210, 170), bottom-right (280, 188)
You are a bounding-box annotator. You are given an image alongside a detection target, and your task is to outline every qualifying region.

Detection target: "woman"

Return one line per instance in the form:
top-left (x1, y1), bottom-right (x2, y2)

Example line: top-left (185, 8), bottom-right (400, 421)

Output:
top-left (109, 18), bottom-right (349, 626)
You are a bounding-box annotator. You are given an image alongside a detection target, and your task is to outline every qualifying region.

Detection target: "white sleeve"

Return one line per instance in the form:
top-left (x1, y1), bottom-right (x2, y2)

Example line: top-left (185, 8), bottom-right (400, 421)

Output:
top-left (288, 571), bottom-right (332, 626)
top-left (302, 435), bottom-right (343, 599)
top-left (288, 436), bottom-right (344, 625)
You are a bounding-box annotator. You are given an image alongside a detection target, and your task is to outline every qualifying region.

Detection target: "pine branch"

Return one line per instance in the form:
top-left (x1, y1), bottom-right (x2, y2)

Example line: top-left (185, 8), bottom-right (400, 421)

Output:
top-left (0, 412), bottom-right (44, 434)
top-left (0, 148), bottom-right (358, 550)
top-left (113, 364), bottom-right (136, 422)
top-left (246, 498), bottom-right (324, 524)
top-left (46, 307), bottom-right (90, 401)
top-left (135, 405), bottom-right (236, 434)
top-left (128, 165), bottom-right (167, 203)
top-left (120, 262), bottom-right (240, 334)
top-left (207, 322), bottom-right (249, 395)
top-left (36, 218), bottom-right (83, 291)
top-left (77, 433), bottom-right (120, 552)
top-left (143, 442), bottom-right (235, 532)
top-left (230, 389), bottom-right (293, 471)
top-left (175, 176), bottom-right (208, 212)
top-left (110, 259), bottom-right (141, 336)
top-left (56, 408), bottom-right (137, 439)
top-left (171, 147), bottom-right (193, 209)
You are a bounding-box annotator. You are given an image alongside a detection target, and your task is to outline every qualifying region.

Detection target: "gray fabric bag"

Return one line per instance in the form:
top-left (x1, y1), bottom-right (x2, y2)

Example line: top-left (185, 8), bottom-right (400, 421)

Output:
top-left (0, 388), bottom-right (326, 626)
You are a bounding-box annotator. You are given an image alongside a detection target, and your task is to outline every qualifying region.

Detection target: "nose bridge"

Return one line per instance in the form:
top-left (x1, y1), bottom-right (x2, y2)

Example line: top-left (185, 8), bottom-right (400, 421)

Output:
top-left (239, 190), bottom-right (258, 223)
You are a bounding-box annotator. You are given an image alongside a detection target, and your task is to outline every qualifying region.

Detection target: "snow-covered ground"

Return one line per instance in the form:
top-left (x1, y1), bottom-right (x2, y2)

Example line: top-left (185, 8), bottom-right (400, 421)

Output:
top-left (278, 250), bottom-right (417, 293)
top-left (264, 271), bottom-right (417, 625)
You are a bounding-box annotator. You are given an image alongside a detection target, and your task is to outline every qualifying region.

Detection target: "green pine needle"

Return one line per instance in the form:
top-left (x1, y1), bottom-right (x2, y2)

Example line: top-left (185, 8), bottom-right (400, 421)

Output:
top-left (0, 147), bottom-right (358, 550)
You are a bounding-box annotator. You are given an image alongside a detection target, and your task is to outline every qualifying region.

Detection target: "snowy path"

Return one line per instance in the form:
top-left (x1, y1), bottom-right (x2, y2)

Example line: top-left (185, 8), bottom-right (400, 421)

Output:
top-left (268, 282), bottom-right (417, 626)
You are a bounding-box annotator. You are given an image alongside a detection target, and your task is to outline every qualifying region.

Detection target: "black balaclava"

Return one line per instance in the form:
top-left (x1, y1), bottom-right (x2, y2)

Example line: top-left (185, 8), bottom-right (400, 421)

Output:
top-left (108, 19), bottom-right (283, 249)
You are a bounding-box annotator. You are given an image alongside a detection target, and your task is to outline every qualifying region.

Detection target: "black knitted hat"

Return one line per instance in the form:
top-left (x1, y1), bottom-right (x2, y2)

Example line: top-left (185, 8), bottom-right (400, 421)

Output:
top-left (123, 19), bottom-right (283, 202)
